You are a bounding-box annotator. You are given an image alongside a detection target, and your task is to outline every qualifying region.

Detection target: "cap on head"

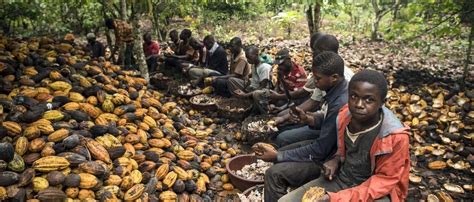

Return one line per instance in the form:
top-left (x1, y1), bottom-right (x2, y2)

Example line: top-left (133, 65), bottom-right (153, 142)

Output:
top-left (274, 49), bottom-right (291, 65)
top-left (86, 33), bottom-right (96, 39)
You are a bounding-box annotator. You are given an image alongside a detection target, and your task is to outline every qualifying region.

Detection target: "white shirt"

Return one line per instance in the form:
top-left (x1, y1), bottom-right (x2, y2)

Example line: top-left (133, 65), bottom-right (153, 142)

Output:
top-left (305, 66), bottom-right (355, 102)
top-left (250, 63), bottom-right (272, 89)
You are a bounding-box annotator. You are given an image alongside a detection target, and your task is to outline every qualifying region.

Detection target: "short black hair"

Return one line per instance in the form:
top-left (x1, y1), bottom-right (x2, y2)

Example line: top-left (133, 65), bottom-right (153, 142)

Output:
top-left (169, 29), bottom-right (178, 36)
top-left (245, 45), bottom-right (259, 55)
top-left (180, 29), bottom-right (192, 39)
top-left (349, 69), bottom-right (388, 100)
top-left (312, 51), bottom-right (344, 76)
top-left (203, 35), bottom-right (215, 44)
top-left (230, 37), bottom-right (242, 47)
top-left (143, 32), bottom-right (151, 40)
top-left (310, 32), bottom-right (325, 51)
top-left (105, 18), bottom-right (114, 29)
top-left (314, 34), bottom-right (339, 53)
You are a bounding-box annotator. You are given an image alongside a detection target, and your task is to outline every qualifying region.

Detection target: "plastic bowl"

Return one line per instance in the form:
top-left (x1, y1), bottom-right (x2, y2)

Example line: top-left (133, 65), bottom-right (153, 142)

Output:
top-left (225, 154), bottom-right (264, 192)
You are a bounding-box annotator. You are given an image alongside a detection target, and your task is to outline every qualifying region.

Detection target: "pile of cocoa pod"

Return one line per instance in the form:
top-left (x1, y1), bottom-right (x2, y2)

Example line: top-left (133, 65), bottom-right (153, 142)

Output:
top-left (0, 35), bottom-right (241, 201)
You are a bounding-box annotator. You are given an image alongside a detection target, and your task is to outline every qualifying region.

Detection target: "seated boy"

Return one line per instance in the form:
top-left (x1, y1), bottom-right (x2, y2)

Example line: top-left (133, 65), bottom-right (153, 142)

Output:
top-left (228, 45), bottom-right (272, 98)
top-left (279, 69), bottom-right (410, 202)
top-left (164, 29), bottom-right (199, 72)
top-left (252, 51), bottom-right (348, 201)
top-left (186, 35), bottom-right (228, 82)
top-left (273, 33), bottom-right (354, 147)
top-left (252, 48), bottom-right (308, 113)
top-left (208, 37), bottom-right (250, 97)
top-left (142, 32), bottom-right (160, 73)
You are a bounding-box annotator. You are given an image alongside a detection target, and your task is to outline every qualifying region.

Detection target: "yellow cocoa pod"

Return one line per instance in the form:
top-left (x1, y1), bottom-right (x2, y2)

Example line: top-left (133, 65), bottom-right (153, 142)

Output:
top-left (106, 175), bottom-right (122, 186)
top-left (21, 88), bottom-right (39, 98)
top-left (130, 169), bottom-right (143, 184)
top-left (33, 156), bottom-right (70, 172)
top-left (86, 96), bottom-right (98, 106)
top-left (37, 124), bottom-right (54, 135)
top-left (43, 110), bottom-right (64, 121)
top-left (79, 173), bottom-right (99, 189)
top-left (86, 139), bottom-right (111, 163)
top-left (31, 119), bottom-right (51, 126)
top-left (102, 99), bottom-right (114, 113)
top-left (428, 161), bottom-right (447, 170)
top-left (177, 150), bottom-right (195, 161)
top-left (78, 189), bottom-right (95, 200)
top-left (65, 187), bottom-right (79, 198)
top-left (143, 115), bottom-right (157, 128)
top-left (49, 70), bottom-right (63, 80)
top-left (79, 77), bottom-right (92, 88)
top-left (48, 128), bottom-right (69, 142)
top-left (159, 191), bottom-right (177, 201)
top-left (24, 67), bottom-right (38, 76)
top-left (81, 103), bottom-right (102, 118)
top-left (49, 81), bottom-right (71, 91)
top-left (63, 102), bottom-right (81, 111)
top-left (0, 186), bottom-right (7, 200)
top-left (196, 176), bottom-right (206, 194)
top-left (155, 164), bottom-right (169, 180)
top-left (124, 183), bottom-right (145, 201)
top-left (69, 92), bottom-right (85, 103)
top-left (15, 136), bottom-right (29, 156)
top-left (33, 177), bottom-right (49, 192)
top-left (2, 121), bottom-right (22, 136)
top-left (173, 166), bottom-right (189, 180)
top-left (163, 171), bottom-right (177, 188)
top-left (120, 176), bottom-right (134, 190)
top-left (24, 126), bottom-right (41, 140)
top-left (222, 183), bottom-right (234, 191)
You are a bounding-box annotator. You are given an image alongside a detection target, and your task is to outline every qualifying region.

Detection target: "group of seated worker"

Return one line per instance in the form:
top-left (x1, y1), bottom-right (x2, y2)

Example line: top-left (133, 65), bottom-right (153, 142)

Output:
top-left (153, 29), bottom-right (410, 202)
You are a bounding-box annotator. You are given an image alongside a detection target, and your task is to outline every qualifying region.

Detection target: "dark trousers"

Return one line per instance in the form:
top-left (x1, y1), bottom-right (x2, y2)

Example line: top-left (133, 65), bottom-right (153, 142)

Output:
top-left (273, 126), bottom-right (320, 148)
top-left (146, 56), bottom-right (158, 73)
top-left (118, 43), bottom-right (135, 70)
top-left (212, 78), bottom-right (232, 97)
top-left (264, 140), bottom-right (321, 202)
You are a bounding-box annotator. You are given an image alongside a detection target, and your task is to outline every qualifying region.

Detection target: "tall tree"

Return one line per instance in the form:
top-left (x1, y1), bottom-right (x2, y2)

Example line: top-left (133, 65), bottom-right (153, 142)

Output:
top-left (306, 1), bottom-right (322, 36)
top-left (371, 0), bottom-right (398, 40)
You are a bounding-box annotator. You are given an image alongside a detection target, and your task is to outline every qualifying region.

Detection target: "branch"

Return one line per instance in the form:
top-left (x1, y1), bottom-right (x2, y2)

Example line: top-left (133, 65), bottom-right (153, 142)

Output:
top-left (403, 11), bottom-right (464, 42)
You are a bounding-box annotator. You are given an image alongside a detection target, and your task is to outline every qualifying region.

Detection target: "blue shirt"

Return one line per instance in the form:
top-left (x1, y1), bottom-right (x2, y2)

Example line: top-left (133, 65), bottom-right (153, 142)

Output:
top-left (277, 79), bottom-right (348, 162)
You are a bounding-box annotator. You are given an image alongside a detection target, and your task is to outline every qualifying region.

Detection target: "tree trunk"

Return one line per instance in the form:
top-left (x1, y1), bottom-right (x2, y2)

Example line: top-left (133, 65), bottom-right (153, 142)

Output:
top-left (313, 2), bottom-right (321, 33)
top-left (132, 16), bottom-right (149, 81)
top-left (306, 5), bottom-right (314, 36)
top-left (462, 24), bottom-right (473, 90)
top-left (306, 2), bottom-right (322, 36)
top-left (120, 0), bottom-right (127, 20)
top-left (371, 14), bottom-right (382, 41)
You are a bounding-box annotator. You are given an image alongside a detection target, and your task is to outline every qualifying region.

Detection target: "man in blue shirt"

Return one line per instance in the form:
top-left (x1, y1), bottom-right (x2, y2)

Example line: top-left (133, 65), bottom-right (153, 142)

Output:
top-left (253, 51), bottom-right (348, 202)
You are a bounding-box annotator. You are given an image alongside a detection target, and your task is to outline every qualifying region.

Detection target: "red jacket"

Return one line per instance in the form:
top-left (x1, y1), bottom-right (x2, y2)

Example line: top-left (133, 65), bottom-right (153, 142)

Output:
top-left (328, 105), bottom-right (410, 202)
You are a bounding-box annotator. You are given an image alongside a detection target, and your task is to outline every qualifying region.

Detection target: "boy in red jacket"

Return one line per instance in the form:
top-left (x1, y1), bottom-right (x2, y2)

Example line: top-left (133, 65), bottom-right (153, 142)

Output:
top-left (279, 69), bottom-right (410, 202)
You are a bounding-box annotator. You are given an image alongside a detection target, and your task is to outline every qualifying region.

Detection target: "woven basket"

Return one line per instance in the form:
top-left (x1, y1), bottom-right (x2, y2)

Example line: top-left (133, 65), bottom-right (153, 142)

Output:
top-left (216, 98), bottom-right (253, 122)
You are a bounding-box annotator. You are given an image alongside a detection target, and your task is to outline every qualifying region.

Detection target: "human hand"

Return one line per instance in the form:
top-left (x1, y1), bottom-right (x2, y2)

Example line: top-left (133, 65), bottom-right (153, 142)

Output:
top-left (252, 142), bottom-right (277, 162)
top-left (289, 106), bottom-right (308, 124)
top-left (322, 158), bottom-right (340, 181)
top-left (204, 77), bottom-right (214, 86)
top-left (273, 116), bottom-right (285, 126)
top-left (233, 89), bottom-right (246, 98)
top-left (316, 194), bottom-right (330, 202)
